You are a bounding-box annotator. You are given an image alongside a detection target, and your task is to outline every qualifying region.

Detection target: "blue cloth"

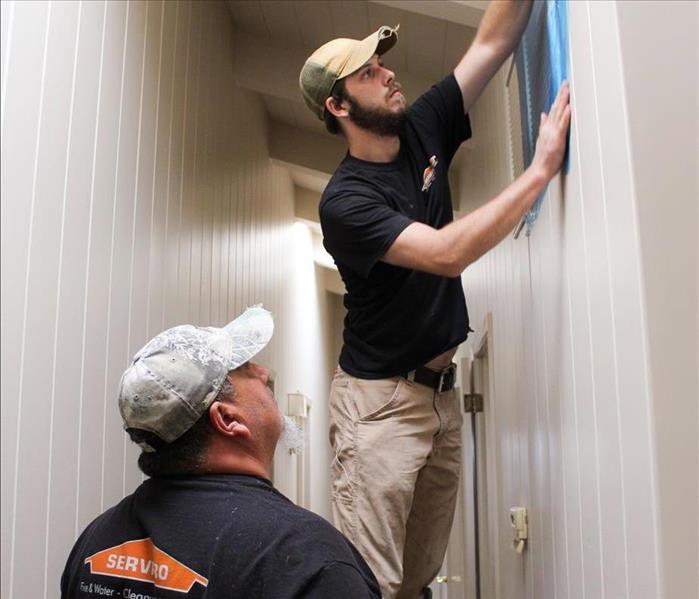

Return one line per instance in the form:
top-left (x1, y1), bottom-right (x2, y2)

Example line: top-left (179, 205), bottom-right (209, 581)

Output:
top-left (515, 0), bottom-right (569, 234)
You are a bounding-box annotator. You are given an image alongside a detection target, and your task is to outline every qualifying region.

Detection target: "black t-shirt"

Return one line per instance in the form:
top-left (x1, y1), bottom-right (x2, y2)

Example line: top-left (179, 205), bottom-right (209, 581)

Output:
top-left (319, 73), bottom-right (473, 379)
top-left (60, 474), bottom-right (380, 598)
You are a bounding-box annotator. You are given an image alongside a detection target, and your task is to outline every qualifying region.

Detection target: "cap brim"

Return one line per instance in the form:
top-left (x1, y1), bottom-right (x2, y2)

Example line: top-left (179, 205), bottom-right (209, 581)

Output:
top-left (220, 305), bottom-right (274, 370)
top-left (337, 25), bottom-right (398, 81)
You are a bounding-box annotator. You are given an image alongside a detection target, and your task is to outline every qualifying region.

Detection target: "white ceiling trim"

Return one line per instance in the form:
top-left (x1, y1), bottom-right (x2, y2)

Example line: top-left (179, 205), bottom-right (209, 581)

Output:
top-left (369, 0), bottom-right (486, 29)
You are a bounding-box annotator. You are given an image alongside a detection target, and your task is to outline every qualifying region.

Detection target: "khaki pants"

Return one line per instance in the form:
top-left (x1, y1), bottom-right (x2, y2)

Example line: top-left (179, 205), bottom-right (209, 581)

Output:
top-left (328, 367), bottom-right (463, 599)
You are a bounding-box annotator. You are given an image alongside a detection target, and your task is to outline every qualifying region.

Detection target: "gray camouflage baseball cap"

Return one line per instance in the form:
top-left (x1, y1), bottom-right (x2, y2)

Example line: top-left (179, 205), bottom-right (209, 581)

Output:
top-left (118, 305), bottom-right (274, 450)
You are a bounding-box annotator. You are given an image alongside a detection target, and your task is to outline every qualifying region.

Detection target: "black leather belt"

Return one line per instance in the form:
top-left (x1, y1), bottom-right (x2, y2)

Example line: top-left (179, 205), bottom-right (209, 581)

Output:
top-left (403, 363), bottom-right (457, 393)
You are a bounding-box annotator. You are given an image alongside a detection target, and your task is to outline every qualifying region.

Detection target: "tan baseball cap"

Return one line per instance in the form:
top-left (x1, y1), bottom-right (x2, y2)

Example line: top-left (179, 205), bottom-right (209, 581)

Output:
top-left (299, 25), bottom-right (399, 120)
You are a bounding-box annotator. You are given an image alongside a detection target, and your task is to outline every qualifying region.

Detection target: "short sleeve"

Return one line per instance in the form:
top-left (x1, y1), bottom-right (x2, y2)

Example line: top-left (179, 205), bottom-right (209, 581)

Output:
top-left (60, 522), bottom-right (94, 598)
top-left (409, 73), bottom-right (472, 164)
top-left (320, 193), bottom-right (413, 278)
top-left (302, 562), bottom-right (381, 598)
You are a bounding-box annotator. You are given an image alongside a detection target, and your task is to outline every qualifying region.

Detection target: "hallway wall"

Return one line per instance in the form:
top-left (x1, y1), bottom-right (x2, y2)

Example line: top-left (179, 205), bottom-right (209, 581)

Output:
top-left (0, 1), bottom-right (333, 597)
top-left (455, 1), bottom-right (697, 598)
top-left (615, 3), bottom-right (698, 596)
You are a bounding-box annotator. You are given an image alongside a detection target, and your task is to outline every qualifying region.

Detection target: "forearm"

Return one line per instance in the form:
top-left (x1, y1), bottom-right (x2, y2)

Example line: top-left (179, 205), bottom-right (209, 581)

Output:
top-left (454, 1), bottom-right (533, 112)
top-left (383, 83), bottom-right (570, 278)
top-left (382, 166), bottom-right (546, 276)
top-left (438, 79), bottom-right (570, 274)
top-left (438, 165), bottom-right (546, 272)
top-left (476, 0), bottom-right (533, 57)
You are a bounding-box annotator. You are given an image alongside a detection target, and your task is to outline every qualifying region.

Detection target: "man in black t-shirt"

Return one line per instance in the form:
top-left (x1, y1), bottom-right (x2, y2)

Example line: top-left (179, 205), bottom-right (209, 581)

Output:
top-left (61, 306), bottom-right (380, 599)
top-left (299, 2), bottom-right (570, 597)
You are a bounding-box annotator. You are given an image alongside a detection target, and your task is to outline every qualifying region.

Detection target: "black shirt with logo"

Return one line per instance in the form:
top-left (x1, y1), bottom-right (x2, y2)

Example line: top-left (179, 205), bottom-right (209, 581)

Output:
top-left (319, 74), bottom-right (473, 379)
top-left (60, 474), bottom-right (380, 598)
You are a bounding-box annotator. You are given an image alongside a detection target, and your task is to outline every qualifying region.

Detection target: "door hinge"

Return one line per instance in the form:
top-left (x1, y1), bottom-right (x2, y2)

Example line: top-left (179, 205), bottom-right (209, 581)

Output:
top-left (464, 393), bottom-right (483, 413)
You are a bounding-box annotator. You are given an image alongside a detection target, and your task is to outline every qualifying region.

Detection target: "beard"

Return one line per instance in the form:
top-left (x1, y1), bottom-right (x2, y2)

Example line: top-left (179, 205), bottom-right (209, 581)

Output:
top-left (279, 415), bottom-right (304, 452)
top-left (346, 93), bottom-right (407, 137)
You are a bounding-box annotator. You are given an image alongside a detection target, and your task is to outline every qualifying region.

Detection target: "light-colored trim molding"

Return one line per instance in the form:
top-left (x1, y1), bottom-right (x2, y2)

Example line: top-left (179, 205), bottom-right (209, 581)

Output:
top-left (370, 0), bottom-right (485, 29)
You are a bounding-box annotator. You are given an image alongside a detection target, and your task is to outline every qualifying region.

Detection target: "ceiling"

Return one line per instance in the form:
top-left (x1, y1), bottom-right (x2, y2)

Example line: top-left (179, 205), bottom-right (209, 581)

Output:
top-left (226, 0), bottom-right (483, 149)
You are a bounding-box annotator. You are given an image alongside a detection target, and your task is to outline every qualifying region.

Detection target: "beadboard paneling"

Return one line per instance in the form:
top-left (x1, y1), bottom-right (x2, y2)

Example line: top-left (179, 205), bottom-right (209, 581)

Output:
top-left (452, 1), bottom-right (692, 597)
top-left (1, 1), bottom-right (333, 596)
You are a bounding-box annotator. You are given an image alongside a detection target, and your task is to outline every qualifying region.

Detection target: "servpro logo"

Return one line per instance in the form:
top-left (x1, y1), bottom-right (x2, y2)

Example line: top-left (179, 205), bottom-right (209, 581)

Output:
top-left (84, 538), bottom-right (209, 593)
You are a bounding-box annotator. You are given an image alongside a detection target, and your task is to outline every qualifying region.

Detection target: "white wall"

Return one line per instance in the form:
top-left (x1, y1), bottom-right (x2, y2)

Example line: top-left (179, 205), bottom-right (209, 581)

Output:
top-left (455, 1), bottom-right (697, 598)
top-left (0, 1), bottom-right (332, 596)
top-left (615, 2), bottom-right (698, 596)
top-left (278, 222), bottom-right (334, 517)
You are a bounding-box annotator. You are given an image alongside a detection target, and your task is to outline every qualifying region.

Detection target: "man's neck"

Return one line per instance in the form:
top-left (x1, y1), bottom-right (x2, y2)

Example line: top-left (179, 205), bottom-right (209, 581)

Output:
top-left (346, 128), bottom-right (401, 163)
top-left (203, 440), bottom-right (272, 480)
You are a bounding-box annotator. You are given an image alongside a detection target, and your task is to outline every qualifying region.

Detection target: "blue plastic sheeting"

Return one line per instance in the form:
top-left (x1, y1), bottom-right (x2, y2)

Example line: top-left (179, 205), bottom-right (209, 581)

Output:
top-left (515, 0), bottom-right (569, 235)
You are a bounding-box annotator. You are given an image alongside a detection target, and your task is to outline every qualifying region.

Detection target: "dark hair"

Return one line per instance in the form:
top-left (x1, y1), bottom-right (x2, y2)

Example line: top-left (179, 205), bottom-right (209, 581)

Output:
top-left (323, 78), bottom-right (348, 136)
top-left (129, 378), bottom-right (235, 478)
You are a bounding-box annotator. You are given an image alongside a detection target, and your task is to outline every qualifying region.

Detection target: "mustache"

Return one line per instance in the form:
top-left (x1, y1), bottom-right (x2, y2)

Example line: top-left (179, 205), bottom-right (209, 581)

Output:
top-left (387, 84), bottom-right (403, 99)
top-left (279, 415), bottom-right (304, 451)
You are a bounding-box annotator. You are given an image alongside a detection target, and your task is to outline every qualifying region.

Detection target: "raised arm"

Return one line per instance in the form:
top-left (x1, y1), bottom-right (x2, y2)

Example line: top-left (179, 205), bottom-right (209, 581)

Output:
top-left (382, 81), bottom-right (571, 277)
top-left (454, 0), bottom-right (533, 112)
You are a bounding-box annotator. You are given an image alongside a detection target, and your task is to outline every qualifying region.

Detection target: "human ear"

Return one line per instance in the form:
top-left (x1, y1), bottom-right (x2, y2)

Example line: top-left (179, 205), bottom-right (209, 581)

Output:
top-left (209, 402), bottom-right (251, 439)
top-left (325, 95), bottom-right (348, 119)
